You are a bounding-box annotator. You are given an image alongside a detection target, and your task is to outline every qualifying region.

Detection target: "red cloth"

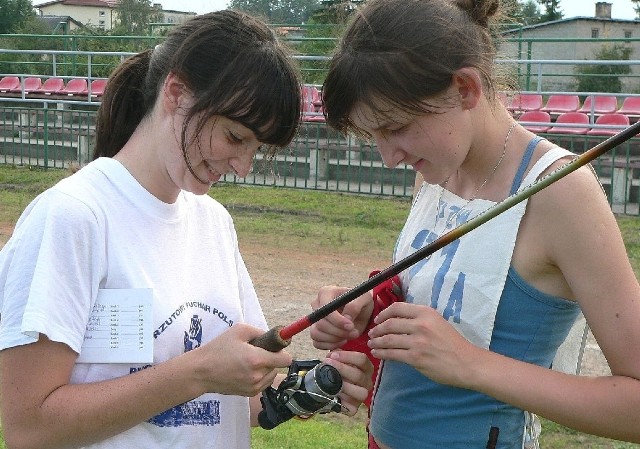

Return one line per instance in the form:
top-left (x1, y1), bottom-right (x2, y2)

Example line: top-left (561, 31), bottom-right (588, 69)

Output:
top-left (368, 433), bottom-right (381, 449)
top-left (340, 270), bottom-right (402, 407)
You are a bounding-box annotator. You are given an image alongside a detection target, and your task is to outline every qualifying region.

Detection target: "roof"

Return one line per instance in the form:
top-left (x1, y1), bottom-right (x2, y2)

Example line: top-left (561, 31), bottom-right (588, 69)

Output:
top-left (37, 14), bottom-right (85, 29)
top-left (36, 0), bottom-right (118, 9)
top-left (503, 16), bottom-right (640, 35)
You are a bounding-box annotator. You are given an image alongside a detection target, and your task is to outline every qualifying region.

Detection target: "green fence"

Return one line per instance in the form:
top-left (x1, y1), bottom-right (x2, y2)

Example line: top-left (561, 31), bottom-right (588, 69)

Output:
top-left (1, 101), bottom-right (639, 215)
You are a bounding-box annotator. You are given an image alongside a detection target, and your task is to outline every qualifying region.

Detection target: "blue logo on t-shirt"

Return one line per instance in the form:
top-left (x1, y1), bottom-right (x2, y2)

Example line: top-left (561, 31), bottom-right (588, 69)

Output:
top-left (184, 314), bottom-right (203, 352)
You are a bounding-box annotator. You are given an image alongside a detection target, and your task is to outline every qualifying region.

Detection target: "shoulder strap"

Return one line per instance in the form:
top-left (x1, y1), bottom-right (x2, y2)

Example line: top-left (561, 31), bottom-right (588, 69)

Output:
top-left (519, 147), bottom-right (575, 191)
top-left (509, 136), bottom-right (543, 195)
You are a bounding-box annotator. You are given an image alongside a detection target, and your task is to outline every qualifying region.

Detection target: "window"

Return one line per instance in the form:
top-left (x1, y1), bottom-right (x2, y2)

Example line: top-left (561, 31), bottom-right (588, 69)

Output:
top-left (99, 10), bottom-right (105, 17)
top-left (98, 20), bottom-right (105, 28)
top-left (625, 31), bottom-right (632, 39)
top-left (591, 28), bottom-right (600, 38)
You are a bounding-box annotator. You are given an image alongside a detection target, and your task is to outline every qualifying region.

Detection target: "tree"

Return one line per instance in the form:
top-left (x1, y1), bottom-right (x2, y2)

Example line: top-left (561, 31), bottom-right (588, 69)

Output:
top-left (632, 0), bottom-right (640, 19)
top-left (0, 0), bottom-right (35, 34)
top-left (520, 0), bottom-right (542, 25)
top-left (112, 0), bottom-right (163, 35)
top-left (228, 0), bottom-right (321, 23)
top-left (502, 0), bottom-right (542, 26)
top-left (574, 44), bottom-right (633, 93)
top-left (308, 0), bottom-right (363, 24)
top-left (537, 0), bottom-right (563, 22)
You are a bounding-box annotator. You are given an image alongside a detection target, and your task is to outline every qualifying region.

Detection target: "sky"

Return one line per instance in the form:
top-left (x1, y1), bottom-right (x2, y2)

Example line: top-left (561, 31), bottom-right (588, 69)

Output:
top-left (32, 0), bottom-right (640, 21)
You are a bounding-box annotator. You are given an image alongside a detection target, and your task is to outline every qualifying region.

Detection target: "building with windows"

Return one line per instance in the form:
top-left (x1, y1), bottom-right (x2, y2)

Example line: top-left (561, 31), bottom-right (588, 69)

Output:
top-left (500, 2), bottom-right (640, 92)
top-left (35, 0), bottom-right (195, 31)
top-left (36, 0), bottom-right (118, 30)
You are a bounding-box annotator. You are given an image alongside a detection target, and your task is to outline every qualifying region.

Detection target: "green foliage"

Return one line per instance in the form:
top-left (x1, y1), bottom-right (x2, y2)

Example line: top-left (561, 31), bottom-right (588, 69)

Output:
top-left (537, 0), bottom-right (563, 22)
top-left (632, 0), bottom-right (640, 20)
top-left (575, 44), bottom-right (633, 94)
top-left (113, 0), bottom-right (163, 35)
top-left (0, 23), bottom-right (161, 77)
top-left (519, 0), bottom-right (543, 25)
top-left (293, 1), bottom-right (363, 84)
top-left (228, 0), bottom-right (322, 24)
top-left (310, 0), bottom-right (363, 24)
top-left (0, 0), bottom-right (34, 34)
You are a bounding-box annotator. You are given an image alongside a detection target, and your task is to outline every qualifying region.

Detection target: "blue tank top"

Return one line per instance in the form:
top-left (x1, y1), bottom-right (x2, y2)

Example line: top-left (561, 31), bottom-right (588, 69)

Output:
top-left (369, 139), bottom-right (582, 449)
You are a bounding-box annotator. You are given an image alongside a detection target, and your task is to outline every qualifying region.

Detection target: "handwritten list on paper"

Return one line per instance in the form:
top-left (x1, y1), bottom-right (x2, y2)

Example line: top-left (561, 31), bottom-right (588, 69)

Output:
top-left (77, 288), bottom-right (153, 364)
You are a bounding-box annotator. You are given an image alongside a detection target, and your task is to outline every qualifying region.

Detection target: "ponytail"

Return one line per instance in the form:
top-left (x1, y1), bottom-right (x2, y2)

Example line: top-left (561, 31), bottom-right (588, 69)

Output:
top-left (93, 49), bottom-right (153, 159)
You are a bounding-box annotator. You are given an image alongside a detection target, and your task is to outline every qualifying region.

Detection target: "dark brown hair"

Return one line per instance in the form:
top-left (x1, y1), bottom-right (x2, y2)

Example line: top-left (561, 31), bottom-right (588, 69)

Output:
top-left (322, 0), bottom-right (503, 136)
top-left (94, 10), bottom-right (302, 160)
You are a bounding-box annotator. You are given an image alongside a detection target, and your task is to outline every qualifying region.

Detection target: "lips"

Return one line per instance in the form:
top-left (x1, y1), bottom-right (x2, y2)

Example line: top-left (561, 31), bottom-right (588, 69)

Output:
top-left (203, 161), bottom-right (222, 183)
top-left (412, 159), bottom-right (425, 171)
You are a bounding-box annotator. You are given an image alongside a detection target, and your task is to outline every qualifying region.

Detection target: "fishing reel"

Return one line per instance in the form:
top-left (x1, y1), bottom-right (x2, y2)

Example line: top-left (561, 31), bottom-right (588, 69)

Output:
top-left (257, 359), bottom-right (343, 430)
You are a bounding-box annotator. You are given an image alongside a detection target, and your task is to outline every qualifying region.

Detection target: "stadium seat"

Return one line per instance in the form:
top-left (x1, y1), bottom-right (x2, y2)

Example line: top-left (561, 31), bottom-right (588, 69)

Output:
top-left (302, 85), bottom-right (325, 122)
top-left (20, 77), bottom-right (43, 93)
top-left (0, 76), bottom-right (20, 92)
top-left (507, 93), bottom-right (543, 114)
top-left (547, 112), bottom-right (590, 135)
top-left (518, 110), bottom-right (552, 133)
top-left (616, 96), bottom-right (640, 119)
top-left (586, 113), bottom-right (630, 136)
top-left (36, 77), bottom-right (65, 95)
top-left (578, 95), bottom-right (618, 116)
top-left (60, 78), bottom-right (88, 96)
top-left (89, 79), bottom-right (107, 97)
top-left (541, 94), bottom-right (580, 115)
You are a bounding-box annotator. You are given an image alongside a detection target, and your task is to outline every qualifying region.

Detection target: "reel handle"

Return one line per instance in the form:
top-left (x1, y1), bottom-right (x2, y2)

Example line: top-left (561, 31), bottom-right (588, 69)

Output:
top-left (249, 325), bottom-right (291, 352)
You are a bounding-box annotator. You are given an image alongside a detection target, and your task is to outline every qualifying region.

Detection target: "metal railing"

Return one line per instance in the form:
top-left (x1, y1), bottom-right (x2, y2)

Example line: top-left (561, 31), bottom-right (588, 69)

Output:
top-left (1, 100), bottom-right (639, 215)
top-left (1, 47), bottom-right (640, 214)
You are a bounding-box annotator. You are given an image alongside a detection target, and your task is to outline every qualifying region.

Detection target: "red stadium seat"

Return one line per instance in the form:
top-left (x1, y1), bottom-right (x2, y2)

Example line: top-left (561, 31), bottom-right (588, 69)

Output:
top-left (616, 96), bottom-right (640, 119)
top-left (0, 76), bottom-right (20, 92)
top-left (89, 79), bottom-right (107, 97)
top-left (578, 95), bottom-right (618, 116)
top-left (541, 94), bottom-right (580, 115)
top-left (518, 110), bottom-right (552, 133)
top-left (586, 113), bottom-right (630, 136)
top-left (507, 93), bottom-right (543, 113)
top-left (60, 78), bottom-right (88, 96)
top-left (547, 112), bottom-right (590, 135)
top-left (36, 77), bottom-right (65, 95)
top-left (302, 85), bottom-right (325, 122)
top-left (18, 77), bottom-right (43, 94)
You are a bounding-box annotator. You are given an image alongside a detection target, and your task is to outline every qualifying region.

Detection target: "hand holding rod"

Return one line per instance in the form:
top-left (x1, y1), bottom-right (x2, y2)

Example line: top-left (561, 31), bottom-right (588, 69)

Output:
top-left (250, 120), bottom-right (640, 352)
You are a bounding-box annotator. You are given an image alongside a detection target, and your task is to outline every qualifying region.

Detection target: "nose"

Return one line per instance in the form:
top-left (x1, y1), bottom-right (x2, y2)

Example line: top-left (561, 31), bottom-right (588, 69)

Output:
top-left (375, 137), bottom-right (404, 169)
top-left (229, 146), bottom-right (257, 178)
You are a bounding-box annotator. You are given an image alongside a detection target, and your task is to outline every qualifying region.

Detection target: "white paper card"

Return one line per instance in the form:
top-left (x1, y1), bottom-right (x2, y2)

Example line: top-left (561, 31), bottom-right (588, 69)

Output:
top-left (77, 288), bottom-right (153, 364)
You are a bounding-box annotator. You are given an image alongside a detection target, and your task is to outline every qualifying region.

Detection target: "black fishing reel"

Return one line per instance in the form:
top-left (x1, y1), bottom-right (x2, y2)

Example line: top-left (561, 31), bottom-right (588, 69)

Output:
top-left (258, 359), bottom-right (343, 430)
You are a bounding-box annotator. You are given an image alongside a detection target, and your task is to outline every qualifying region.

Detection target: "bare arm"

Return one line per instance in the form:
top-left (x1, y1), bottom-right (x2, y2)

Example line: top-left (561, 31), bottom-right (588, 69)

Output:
top-left (0, 324), bottom-right (292, 449)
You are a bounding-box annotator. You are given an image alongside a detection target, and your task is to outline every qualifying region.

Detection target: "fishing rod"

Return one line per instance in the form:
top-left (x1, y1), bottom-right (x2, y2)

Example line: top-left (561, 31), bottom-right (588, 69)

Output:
top-left (250, 120), bottom-right (640, 352)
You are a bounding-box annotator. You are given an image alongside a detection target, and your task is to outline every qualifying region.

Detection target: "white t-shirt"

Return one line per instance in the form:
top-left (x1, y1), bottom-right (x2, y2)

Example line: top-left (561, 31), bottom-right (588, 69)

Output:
top-left (0, 157), bottom-right (267, 449)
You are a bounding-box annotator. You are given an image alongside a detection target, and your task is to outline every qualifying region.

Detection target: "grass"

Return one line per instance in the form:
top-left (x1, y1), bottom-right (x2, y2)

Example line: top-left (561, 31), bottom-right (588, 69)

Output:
top-left (1, 165), bottom-right (640, 448)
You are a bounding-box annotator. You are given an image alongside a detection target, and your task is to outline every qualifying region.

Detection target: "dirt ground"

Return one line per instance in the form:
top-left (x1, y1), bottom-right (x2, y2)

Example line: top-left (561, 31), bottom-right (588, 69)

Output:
top-left (0, 223), bottom-right (610, 376)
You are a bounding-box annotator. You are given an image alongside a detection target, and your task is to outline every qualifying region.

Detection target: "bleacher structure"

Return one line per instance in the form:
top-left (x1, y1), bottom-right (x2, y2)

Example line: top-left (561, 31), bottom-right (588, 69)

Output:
top-left (2, 50), bottom-right (640, 214)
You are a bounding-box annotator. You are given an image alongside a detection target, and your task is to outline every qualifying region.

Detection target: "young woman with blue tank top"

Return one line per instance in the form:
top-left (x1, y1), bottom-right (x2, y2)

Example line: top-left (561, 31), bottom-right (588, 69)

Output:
top-left (309, 0), bottom-right (640, 447)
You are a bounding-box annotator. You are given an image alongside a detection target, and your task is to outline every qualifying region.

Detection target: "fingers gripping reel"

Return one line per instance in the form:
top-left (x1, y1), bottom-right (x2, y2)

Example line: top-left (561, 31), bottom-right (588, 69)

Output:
top-left (257, 359), bottom-right (343, 430)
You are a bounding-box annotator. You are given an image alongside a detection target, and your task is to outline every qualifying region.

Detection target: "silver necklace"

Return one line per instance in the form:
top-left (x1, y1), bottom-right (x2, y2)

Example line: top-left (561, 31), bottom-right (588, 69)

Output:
top-left (437, 121), bottom-right (517, 229)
